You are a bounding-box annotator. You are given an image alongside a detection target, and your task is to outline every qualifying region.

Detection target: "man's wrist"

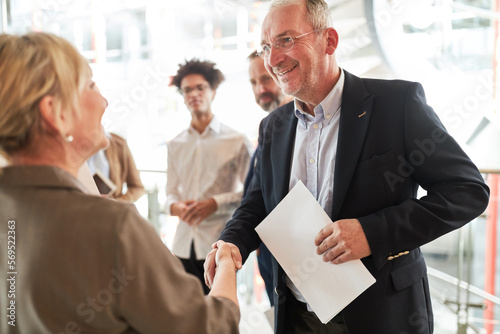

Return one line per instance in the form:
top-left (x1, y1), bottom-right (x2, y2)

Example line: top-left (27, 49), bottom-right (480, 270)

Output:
top-left (210, 197), bottom-right (218, 210)
top-left (217, 259), bottom-right (238, 272)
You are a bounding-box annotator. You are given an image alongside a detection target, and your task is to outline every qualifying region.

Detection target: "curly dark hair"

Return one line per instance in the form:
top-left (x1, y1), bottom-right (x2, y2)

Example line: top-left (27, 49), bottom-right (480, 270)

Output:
top-left (172, 58), bottom-right (225, 91)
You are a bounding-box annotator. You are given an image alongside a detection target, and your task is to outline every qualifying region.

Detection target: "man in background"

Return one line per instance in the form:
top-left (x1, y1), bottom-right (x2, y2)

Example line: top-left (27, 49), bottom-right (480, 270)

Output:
top-left (167, 58), bottom-right (251, 294)
top-left (245, 51), bottom-right (292, 307)
top-left (248, 51), bottom-right (292, 114)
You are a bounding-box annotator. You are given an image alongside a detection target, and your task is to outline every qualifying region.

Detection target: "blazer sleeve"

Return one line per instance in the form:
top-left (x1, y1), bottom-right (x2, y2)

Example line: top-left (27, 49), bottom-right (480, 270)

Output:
top-left (107, 133), bottom-right (145, 203)
top-left (116, 207), bottom-right (240, 333)
top-left (117, 138), bottom-right (145, 203)
top-left (219, 121), bottom-right (271, 263)
top-left (358, 82), bottom-right (489, 270)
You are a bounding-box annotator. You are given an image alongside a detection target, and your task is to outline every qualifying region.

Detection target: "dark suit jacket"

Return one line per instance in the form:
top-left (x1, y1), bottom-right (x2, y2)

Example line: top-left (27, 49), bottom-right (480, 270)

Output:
top-left (220, 71), bottom-right (489, 334)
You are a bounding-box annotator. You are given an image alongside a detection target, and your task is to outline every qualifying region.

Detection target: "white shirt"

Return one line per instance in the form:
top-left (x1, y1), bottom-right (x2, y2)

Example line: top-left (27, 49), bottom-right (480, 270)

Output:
top-left (287, 69), bottom-right (345, 304)
top-left (166, 116), bottom-right (251, 260)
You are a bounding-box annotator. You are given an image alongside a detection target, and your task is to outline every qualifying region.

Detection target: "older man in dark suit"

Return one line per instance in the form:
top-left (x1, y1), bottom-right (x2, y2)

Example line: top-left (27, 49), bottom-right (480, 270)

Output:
top-left (205, 0), bottom-right (489, 333)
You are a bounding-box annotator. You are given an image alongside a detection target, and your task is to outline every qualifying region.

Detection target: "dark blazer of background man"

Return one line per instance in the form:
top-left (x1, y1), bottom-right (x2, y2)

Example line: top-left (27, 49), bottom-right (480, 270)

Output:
top-left (205, 0), bottom-right (490, 333)
top-left (245, 51), bottom-right (293, 307)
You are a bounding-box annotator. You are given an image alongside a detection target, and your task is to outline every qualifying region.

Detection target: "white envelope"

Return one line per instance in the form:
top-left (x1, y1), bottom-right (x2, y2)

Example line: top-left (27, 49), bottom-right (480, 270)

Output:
top-left (255, 181), bottom-right (376, 323)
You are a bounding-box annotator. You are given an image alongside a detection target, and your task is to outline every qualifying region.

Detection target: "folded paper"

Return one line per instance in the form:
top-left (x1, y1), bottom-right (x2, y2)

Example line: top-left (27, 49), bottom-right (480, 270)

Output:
top-left (255, 181), bottom-right (376, 323)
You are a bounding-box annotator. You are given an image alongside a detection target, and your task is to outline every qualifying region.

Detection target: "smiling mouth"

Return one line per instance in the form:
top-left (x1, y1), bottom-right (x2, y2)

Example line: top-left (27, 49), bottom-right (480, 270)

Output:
top-left (276, 65), bottom-right (297, 76)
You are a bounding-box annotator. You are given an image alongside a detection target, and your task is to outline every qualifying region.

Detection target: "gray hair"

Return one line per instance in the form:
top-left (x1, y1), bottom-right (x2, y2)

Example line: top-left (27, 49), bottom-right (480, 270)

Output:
top-left (269, 0), bottom-right (332, 29)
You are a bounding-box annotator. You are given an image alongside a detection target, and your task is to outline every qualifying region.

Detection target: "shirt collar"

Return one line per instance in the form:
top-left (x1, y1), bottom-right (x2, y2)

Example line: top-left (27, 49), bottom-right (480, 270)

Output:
top-left (208, 115), bottom-right (221, 133)
top-left (189, 115), bottom-right (221, 136)
top-left (294, 68), bottom-right (345, 125)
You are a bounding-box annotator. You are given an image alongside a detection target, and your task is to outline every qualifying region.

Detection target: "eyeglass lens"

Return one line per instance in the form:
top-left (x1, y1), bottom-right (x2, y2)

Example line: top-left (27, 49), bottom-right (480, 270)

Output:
top-left (181, 84), bottom-right (208, 95)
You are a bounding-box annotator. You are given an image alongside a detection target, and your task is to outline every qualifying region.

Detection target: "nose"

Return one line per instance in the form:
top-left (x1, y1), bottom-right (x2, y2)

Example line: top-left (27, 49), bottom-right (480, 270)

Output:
top-left (267, 45), bottom-right (285, 68)
top-left (257, 82), bottom-right (267, 94)
top-left (103, 96), bottom-right (109, 108)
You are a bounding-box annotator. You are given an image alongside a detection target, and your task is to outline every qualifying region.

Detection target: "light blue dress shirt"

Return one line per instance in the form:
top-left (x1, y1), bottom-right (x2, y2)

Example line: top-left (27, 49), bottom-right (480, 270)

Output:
top-left (87, 148), bottom-right (110, 179)
top-left (287, 69), bottom-right (345, 305)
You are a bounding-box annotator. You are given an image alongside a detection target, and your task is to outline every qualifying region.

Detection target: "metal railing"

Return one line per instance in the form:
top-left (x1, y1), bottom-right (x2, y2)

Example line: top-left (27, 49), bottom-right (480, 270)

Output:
top-left (425, 170), bottom-right (499, 334)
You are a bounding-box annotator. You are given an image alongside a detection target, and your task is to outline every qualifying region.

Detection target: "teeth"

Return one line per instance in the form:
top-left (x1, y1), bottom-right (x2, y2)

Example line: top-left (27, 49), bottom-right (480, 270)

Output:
top-left (277, 65), bottom-right (296, 76)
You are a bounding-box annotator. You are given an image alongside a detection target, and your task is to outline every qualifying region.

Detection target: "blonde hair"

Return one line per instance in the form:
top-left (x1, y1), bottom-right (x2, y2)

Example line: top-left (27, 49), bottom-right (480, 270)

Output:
top-left (0, 32), bottom-right (90, 156)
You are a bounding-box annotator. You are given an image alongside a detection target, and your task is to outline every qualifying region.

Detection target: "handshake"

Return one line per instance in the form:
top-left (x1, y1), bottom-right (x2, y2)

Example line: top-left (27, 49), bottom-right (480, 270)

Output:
top-left (203, 240), bottom-right (243, 291)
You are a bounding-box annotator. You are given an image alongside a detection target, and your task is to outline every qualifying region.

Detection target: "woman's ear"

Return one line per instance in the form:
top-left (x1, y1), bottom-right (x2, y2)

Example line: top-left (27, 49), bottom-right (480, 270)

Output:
top-left (325, 28), bottom-right (339, 55)
top-left (38, 95), bottom-right (70, 135)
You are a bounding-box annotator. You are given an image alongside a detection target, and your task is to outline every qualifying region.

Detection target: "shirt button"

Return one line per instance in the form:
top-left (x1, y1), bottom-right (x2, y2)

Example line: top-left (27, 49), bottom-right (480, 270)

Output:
top-left (313, 124), bottom-right (319, 129)
top-left (326, 114), bottom-right (331, 119)
top-left (309, 158), bottom-right (315, 164)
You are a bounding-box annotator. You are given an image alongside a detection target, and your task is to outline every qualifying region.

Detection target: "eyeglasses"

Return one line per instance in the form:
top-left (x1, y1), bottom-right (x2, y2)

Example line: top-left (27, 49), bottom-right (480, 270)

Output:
top-left (179, 83), bottom-right (210, 95)
top-left (256, 28), bottom-right (327, 59)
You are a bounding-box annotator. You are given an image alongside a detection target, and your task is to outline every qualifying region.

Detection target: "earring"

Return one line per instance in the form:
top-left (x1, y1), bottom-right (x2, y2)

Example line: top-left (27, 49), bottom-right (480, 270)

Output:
top-left (65, 134), bottom-right (74, 143)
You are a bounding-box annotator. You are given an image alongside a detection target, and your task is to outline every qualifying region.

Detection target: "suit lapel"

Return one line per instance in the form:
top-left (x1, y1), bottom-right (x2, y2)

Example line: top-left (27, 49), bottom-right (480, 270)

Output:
top-left (331, 71), bottom-right (374, 219)
top-left (270, 103), bottom-right (298, 203)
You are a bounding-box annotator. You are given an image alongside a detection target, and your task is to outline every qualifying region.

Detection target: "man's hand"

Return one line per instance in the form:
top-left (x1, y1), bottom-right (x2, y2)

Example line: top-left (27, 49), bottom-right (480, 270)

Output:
top-left (182, 199), bottom-right (218, 226)
top-left (204, 241), bottom-right (242, 289)
top-left (171, 199), bottom-right (217, 226)
top-left (314, 218), bottom-right (371, 264)
top-left (170, 200), bottom-right (195, 218)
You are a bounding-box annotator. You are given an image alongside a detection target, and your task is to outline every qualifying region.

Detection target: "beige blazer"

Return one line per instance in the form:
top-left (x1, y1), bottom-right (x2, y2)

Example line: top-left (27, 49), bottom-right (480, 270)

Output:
top-left (0, 165), bottom-right (239, 333)
top-left (106, 133), bottom-right (145, 203)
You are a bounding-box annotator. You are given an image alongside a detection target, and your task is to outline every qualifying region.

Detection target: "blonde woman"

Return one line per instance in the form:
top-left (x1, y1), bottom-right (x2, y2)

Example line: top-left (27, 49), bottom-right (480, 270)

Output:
top-left (0, 32), bottom-right (239, 333)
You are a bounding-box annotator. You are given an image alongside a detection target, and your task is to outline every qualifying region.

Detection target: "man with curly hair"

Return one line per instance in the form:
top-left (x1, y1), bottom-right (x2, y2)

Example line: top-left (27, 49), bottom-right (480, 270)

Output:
top-left (166, 59), bottom-right (251, 294)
